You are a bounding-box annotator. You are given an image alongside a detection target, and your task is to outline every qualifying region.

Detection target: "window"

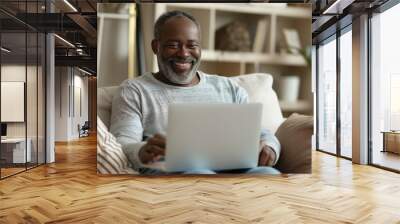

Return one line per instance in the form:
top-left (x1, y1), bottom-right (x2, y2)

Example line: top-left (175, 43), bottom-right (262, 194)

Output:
top-left (371, 2), bottom-right (400, 171)
top-left (339, 28), bottom-right (352, 158)
top-left (316, 25), bottom-right (353, 159)
top-left (317, 36), bottom-right (337, 154)
top-left (390, 74), bottom-right (400, 130)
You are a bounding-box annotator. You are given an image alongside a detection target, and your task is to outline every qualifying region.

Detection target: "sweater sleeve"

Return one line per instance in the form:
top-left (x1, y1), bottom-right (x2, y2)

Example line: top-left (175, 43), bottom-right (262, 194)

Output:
top-left (109, 82), bottom-right (145, 171)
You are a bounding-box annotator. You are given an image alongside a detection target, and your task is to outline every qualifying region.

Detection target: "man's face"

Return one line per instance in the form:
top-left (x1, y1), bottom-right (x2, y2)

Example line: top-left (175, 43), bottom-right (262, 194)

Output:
top-left (153, 16), bottom-right (201, 85)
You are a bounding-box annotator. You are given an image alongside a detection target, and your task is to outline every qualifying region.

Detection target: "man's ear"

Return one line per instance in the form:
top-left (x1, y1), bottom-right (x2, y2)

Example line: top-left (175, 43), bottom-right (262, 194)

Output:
top-left (151, 39), bottom-right (159, 54)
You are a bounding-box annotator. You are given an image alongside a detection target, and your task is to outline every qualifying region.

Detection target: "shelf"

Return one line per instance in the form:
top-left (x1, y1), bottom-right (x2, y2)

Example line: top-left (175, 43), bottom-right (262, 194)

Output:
top-left (165, 3), bottom-right (310, 18)
top-left (202, 50), bottom-right (307, 66)
top-left (279, 100), bottom-right (311, 112)
top-left (151, 4), bottom-right (313, 113)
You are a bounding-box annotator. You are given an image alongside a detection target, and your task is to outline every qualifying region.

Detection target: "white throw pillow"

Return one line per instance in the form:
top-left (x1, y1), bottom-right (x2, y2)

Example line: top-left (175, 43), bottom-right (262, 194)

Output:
top-left (97, 117), bottom-right (137, 174)
top-left (97, 86), bottom-right (119, 128)
top-left (230, 73), bottom-right (284, 133)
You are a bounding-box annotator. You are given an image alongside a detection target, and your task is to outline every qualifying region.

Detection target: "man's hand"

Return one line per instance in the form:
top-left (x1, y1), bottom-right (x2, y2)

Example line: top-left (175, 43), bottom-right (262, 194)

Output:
top-left (258, 142), bottom-right (276, 166)
top-left (139, 134), bottom-right (166, 164)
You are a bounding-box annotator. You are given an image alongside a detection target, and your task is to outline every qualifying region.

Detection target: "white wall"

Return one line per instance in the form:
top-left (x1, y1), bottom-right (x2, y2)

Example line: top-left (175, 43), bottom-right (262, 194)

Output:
top-left (1, 63), bottom-right (47, 164)
top-left (54, 67), bottom-right (89, 141)
top-left (1, 65), bottom-right (38, 137)
top-left (71, 74), bottom-right (89, 138)
top-left (55, 66), bottom-right (70, 141)
top-left (1, 65), bottom-right (26, 142)
top-left (97, 14), bottom-right (130, 87)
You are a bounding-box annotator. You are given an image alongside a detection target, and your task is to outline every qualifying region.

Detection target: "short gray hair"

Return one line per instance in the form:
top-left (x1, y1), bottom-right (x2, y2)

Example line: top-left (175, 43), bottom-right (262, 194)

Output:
top-left (154, 10), bottom-right (200, 39)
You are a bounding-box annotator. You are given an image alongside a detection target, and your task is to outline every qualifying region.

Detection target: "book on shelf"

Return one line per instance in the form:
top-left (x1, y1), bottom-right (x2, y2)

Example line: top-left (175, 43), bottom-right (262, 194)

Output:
top-left (283, 28), bottom-right (301, 54)
top-left (252, 18), bottom-right (269, 53)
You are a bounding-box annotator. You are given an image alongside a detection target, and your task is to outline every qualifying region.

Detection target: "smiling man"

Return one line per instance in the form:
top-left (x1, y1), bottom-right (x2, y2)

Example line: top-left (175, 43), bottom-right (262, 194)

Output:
top-left (110, 11), bottom-right (281, 174)
top-left (153, 13), bottom-right (201, 86)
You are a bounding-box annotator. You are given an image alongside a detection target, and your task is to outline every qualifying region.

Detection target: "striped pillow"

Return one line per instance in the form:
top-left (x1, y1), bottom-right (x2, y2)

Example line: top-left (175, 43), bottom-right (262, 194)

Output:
top-left (97, 117), bottom-right (137, 174)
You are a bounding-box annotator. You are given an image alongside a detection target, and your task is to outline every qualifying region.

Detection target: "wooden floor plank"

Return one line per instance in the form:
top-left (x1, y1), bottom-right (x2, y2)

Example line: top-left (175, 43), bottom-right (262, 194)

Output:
top-left (0, 135), bottom-right (400, 223)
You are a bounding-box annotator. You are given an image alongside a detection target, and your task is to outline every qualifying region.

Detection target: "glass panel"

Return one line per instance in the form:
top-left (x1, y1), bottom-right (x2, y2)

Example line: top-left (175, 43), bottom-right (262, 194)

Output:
top-left (371, 4), bottom-right (400, 171)
top-left (312, 45), bottom-right (317, 151)
top-left (339, 29), bottom-right (352, 158)
top-left (27, 31), bottom-right (38, 169)
top-left (25, 0), bottom-right (38, 169)
top-left (1, 31), bottom-right (27, 177)
top-left (317, 37), bottom-right (337, 154)
top-left (0, 0), bottom-right (46, 178)
top-left (38, 33), bottom-right (45, 165)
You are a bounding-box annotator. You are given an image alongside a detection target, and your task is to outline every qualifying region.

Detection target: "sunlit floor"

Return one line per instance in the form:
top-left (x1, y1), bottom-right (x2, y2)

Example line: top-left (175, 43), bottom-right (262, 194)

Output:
top-left (372, 150), bottom-right (400, 171)
top-left (318, 147), bottom-right (400, 171)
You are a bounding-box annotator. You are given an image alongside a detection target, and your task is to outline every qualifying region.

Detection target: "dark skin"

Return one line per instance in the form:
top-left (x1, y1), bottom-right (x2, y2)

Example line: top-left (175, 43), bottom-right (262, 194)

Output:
top-left (139, 16), bottom-right (276, 166)
top-left (151, 16), bottom-right (201, 87)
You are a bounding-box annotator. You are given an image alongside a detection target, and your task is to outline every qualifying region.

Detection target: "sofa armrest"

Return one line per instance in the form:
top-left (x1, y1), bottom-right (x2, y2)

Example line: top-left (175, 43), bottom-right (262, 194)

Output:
top-left (274, 113), bottom-right (313, 173)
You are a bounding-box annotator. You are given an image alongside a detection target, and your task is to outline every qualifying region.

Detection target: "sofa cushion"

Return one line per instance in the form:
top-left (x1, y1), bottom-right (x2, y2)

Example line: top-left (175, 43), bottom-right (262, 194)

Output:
top-left (97, 86), bottom-right (119, 128)
top-left (230, 73), bottom-right (284, 133)
top-left (97, 116), bottom-right (137, 174)
top-left (274, 113), bottom-right (313, 173)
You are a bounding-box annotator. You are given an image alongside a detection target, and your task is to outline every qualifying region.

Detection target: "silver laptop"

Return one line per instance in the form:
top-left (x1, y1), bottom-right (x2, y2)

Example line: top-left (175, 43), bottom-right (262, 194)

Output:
top-left (146, 103), bottom-right (263, 173)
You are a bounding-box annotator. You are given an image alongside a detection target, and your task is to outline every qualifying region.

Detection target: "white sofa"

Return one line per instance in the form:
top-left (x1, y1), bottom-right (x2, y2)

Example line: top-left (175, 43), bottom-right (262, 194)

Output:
top-left (97, 73), bottom-right (312, 174)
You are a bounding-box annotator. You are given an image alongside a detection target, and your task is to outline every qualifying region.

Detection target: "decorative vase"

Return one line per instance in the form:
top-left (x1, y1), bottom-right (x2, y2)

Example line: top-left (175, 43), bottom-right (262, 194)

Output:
top-left (278, 75), bottom-right (300, 102)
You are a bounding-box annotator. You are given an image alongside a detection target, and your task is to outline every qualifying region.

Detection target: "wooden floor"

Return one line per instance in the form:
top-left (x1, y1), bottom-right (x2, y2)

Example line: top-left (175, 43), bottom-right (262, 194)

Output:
top-left (1, 163), bottom-right (45, 178)
top-left (1, 135), bottom-right (400, 223)
top-left (372, 150), bottom-right (400, 171)
top-left (0, 167), bottom-right (26, 178)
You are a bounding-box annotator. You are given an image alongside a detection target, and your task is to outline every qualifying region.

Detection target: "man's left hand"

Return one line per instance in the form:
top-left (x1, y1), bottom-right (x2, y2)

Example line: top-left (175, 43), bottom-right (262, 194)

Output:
top-left (258, 142), bottom-right (276, 166)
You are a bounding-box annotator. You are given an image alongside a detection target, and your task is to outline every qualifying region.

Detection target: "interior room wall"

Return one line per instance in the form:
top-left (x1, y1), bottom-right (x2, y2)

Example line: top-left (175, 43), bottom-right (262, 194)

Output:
top-left (72, 74), bottom-right (89, 138)
top-left (1, 63), bottom-right (46, 167)
top-left (1, 64), bottom-right (39, 139)
top-left (55, 66), bottom-right (70, 141)
top-left (54, 67), bottom-right (89, 141)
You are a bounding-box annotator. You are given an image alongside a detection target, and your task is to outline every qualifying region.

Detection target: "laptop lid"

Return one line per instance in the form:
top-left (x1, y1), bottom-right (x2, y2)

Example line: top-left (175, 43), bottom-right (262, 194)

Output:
top-left (164, 103), bottom-right (262, 172)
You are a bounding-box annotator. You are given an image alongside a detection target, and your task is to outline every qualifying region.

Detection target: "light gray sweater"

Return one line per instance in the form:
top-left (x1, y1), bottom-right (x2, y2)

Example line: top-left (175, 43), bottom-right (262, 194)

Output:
top-left (110, 71), bottom-right (280, 171)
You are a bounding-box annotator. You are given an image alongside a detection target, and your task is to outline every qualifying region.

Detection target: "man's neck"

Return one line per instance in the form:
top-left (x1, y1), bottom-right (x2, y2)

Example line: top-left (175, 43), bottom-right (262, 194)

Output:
top-left (153, 72), bottom-right (200, 87)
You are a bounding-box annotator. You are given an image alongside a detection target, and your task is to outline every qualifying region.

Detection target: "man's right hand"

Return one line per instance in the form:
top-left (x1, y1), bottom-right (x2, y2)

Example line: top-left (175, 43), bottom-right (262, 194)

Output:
top-left (138, 134), bottom-right (166, 164)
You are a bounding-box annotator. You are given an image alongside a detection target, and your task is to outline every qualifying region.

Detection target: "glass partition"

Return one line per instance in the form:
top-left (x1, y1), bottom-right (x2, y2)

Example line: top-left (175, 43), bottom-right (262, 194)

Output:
top-left (0, 1), bottom-right (46, 179)
top-left (1, 31), bottom-right (28, 178)
top-left (27, 31), bottom-right (38, 169)
top-left (370, 3), bottom-right (400, 171)
top-left (339, 28), bottom-right (352, 158)
top-left (38, 32), bottom-right (45, 165)
top-left (317, 36), bottom-right (337, 155)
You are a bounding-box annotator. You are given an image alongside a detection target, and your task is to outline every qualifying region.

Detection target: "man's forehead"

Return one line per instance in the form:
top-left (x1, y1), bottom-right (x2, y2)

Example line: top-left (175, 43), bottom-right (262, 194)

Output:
top-left (159, 16), bottom-right (200, 39)
top-left (164, 16), bottom-right (197, 27)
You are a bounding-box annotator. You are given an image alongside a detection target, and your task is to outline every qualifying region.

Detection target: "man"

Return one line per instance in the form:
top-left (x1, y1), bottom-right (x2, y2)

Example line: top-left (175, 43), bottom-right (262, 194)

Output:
top-left (110, 10), bottom-right (280, 174)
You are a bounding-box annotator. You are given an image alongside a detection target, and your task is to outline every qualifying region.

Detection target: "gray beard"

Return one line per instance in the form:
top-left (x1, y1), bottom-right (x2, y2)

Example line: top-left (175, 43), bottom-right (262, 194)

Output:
top-left (157, 55), bottom-right (201, 85)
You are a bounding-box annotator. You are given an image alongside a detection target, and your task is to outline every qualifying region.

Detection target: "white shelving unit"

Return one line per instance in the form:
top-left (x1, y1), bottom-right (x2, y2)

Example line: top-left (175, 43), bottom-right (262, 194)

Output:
top-left (279, 100), bottom-right (310, 112)
top-left (142, 3), bottom-right (312, 115)
top-left (202, 50), bottom-right (307, 65)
